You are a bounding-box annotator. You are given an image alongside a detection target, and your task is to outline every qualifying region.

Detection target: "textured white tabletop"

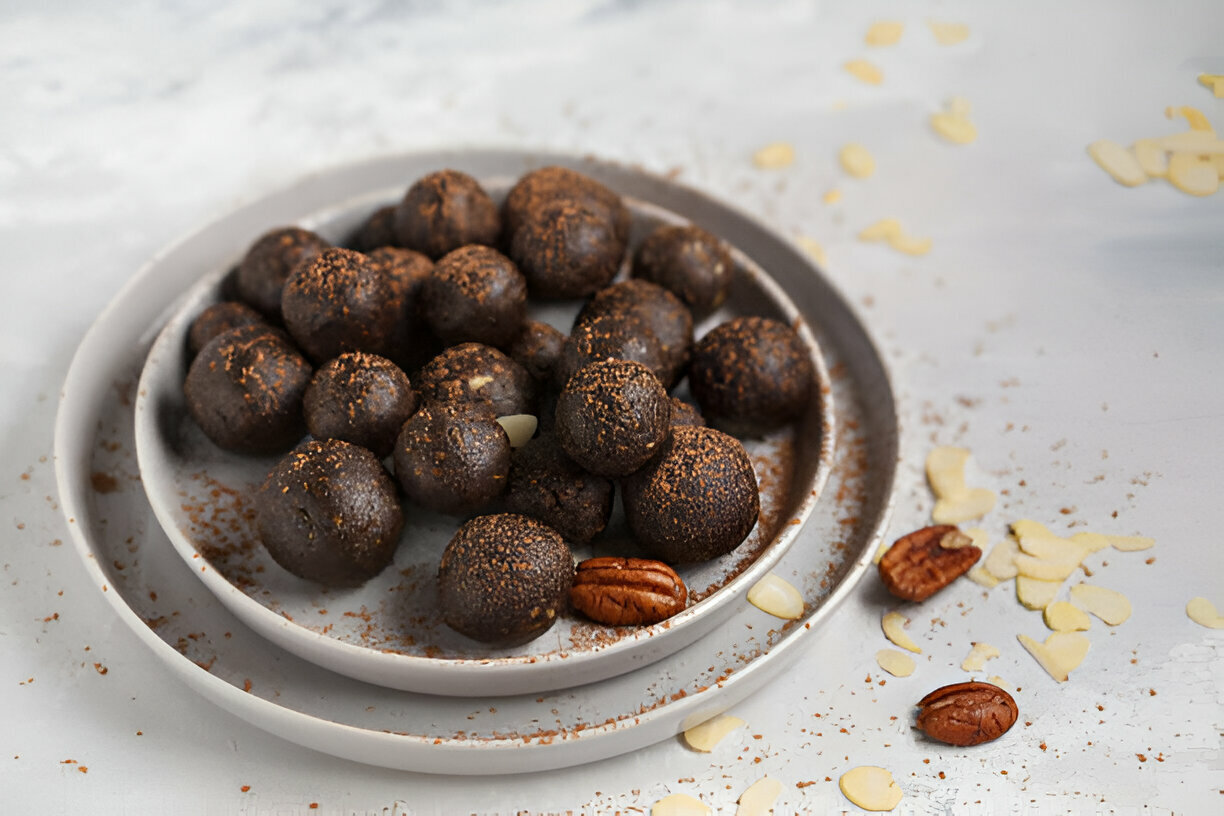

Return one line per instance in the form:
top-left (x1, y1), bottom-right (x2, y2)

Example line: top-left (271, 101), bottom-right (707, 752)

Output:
top-left (3, 1), bottom-right (1222, 813)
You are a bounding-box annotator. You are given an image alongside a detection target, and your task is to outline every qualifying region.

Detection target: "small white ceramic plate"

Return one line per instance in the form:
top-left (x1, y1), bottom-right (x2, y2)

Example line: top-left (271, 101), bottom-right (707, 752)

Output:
top-left (132, 162), bottom-right (835, 696)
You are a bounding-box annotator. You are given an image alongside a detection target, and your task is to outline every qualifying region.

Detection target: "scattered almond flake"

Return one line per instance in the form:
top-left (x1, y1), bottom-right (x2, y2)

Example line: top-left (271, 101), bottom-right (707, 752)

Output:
top-left (1167, 152), bottom-right (1220, 196)
top-left (1199, 73), bottom-right (1224, 98)
top-left (752, 142), bottom-right (796, 170)
top-left (682, 713), bottom-right (746, 752)
top-left (1105, 534), bottom-right (1154, 552)
top-left (926, 447), bottom-right (970, 497)
top-left (1044, 600), bottom-right (1092, 632)
top-left (1185, 597), bottom-right (1224, 629)
top-left (982, 536), bottom-right (1020, 581)
top-left (1068, 531), bottom-right (1111, 554)
top-left (967, 565), bottom-right (1000, 588)
top-left (933, 487), bottom-right (995, 524)
top-left (927, 20), bottom-right (970, 45)
top-left (1087, 139), bottom-right (1148, 187)
top-left (987, 674), bottom-right (1012, 691)
top-left (735, 775), bottom-right (783, 816)
top-left (888, 233), bottom-right (933, 257)
top-left (823, 188), bottom-right (843, 205)
top-left (839, 143), bottom-right (876, 178)
top-left (843, 58), bottom-right (884, 85)
top-left (865, 21), bottom-right (904, 47)
top-left (1152, 129), bottom-right (1224, 152)
top-left (961, 642), bottom-right (1001, 672)
top-left (876, 649), bottom-right (916, 677)
top-left (1132, 139), bottom-right (1169, 177)
top-left (747, 573), bottom-right (805, 619)
top-left (652, 792), bottom-right (711, 816)
top-left (1011, 519), bottom-right (1053, 539)
top-left (1015, 575), bottom-right (1062, 611)
top-left (1014, 552), bottom-right (1081, 582)
top-left (1018, 631), bottom-right (1091, 682)
top-left (1165, 105), bottom-right (1214, 132)
top-left (839, 766), bottom-right (903, 812)
top-left (872, 536), bottom-right (891, 565)
top-left (930, 111), bottom-right (978, 145)
top-left (495, 414), bottom-right (537, 448)
top-left (795, 235), bottom-right (828, 267)
top-left (858, 218), bottom-right (902, 242)
top-left (881, 611), bottom-right (922, 654)
top-left (1069, 584), bottom-right (1132, 626)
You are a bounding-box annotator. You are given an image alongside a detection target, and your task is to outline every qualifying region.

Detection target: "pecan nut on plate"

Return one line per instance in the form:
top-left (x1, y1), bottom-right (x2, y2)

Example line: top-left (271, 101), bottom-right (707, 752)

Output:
top-left (570, 556), bottom-right (688, 626)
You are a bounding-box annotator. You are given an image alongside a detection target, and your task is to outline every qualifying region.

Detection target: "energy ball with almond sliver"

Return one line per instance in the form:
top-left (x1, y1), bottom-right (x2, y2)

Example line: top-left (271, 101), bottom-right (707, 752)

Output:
top-left (688, 316), bottom-right (814, 434)
top-left (394, 170), bottom-right (500, 260)
top-left (501, 165), bottom-right (631, 245)
top-left (555, 359), bottom-right (672, 478)
top-left (437, 513), bottom-right (574, 647)
top-left (509, 199), bottom-right (625, 299)
top-left (633, 224), bottom-right (735, 316)
top-left (415, 343), bottom-right (537, 417)
top-left (187, 301), bottom-right (266, 357)
top-left (183, 324), bottom-right (312, 454)
top-left (393, 400), bottom-right (511, 515)
top-left (367, 246), bottom-right (439, 373)
top-left (303, 352), bottom-right (419, 459)
top-left (621, 426), bottom-right (760, 564)
top-left (554, 313), bottom-right (668, 391)
top-left (347, 204), bottom-right (399, 253)
top-left (281, 247), bottom-right (401, 364)
top-left (507, 319), bottom-right (567, 386)
top-left (421, 245), bottom-right (527, 349)
top-left (503, 433), bottom-right (614, 545)
top-left (575, 279), bottom-right (693, 388)
top-left (255, 439), bottom-right (404, 587)
top-left (235, 226), bottom-right (330, 320)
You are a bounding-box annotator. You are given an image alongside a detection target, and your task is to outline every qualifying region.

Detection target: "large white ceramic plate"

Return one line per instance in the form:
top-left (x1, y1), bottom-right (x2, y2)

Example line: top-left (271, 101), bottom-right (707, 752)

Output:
top-left (54, 149), bottom-right (897, 773)
top-left (132, 168), bottom-right (834, 696)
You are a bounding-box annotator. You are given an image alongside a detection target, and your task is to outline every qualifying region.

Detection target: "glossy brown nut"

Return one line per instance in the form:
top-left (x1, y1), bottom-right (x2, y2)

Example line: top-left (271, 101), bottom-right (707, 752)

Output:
top-left (570, 557), bottom-right (688, 626)
top-left (916, 681), bottom-right (1019, 746)
top-left (878, 524), bottom-right (982, 602)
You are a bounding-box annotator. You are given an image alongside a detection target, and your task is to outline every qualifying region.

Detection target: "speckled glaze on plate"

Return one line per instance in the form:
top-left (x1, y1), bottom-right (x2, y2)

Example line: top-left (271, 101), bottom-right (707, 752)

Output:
top-left (131, 160), bottom-right (834, 697)
top-left (54, 149), bottom-right (897, 773)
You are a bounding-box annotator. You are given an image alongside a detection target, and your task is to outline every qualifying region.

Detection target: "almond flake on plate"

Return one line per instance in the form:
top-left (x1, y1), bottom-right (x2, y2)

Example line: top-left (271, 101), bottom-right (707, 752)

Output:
top-left (682, 713), bottom-right (745, 752)
top-left (747, 573), bottom-right (804, 619)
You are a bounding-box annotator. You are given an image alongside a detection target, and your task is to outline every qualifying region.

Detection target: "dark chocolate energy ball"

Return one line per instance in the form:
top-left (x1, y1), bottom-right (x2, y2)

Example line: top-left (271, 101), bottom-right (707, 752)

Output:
top-left (394, 169), bottom-right (500, 260)
top-left (555, 359), bottom-right (672, 478)
top-left (622, 426), bottom-right (760, 564)
top-left (187, 301), bottom-right (266, 358)
top-left (234, 226), bottom-right (330, 320)
top-left (422, 245), bottom-right (527, 349)
top-left (501, 165), bottom-right (631, 244)
top-left (183, 324), bottom-right (312, 454)
top-left (633, 224), bottom-right (734, 316)
top-left (437, 513), bottom-right (574, 647)
top-left (688, 316), bottom-right (814, 434)
top-left (554, 313), bottom-right (667, 391)
top-left (506, 319), bottom-right (567, 386)
top-left (255, 439), bottom-right (404, 587)
top-left (347, 204), bottom-right (399, 253)
top-left (367, 246), bottom-right (439, 373)
top-left (393, 400), bottom-right (511, 515)
top-left (415, 342), bottom-right (537, 417)
top-left (575, 279), bottom-right (693, 389)
top-left (503, 433), bottom-right (614, 545)
top-left (510, 199), bottom-right (625, 299)
top-left (303, 352), bottom-right (419, 459)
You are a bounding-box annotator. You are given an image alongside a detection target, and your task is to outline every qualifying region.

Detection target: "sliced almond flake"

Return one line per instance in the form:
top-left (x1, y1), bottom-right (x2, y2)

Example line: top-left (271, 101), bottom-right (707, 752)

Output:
top-left (960, 642), bottom-right (1000, 672)
top-left (932, 487), bottom-right (995, 524)
top-left (1166, 105), bottom-right (1215, 133)
top-left (1043, 600), bottom-right (1092, 632)
top-left (839, 143), bottom-right (876, 178)
top-left (865, 21), bottom-right (904, 47)
top-left (1014, 553), bottom-right (1080, 582)
top-left (967, 565), bottom-right (1000, 588)
top-left (872, 537), bottom-right (891, 565)
top-left (1018, 631), bottom-right (1090, 683)
top-left (881, 611), bottom-right (922, 654)
top-left (1198, 73), bottom-right (1224, 98)
top-left (839, 766), bottom-right (904, 812)
top-left (982, 536), bottom-right (1020, 581)
top-left (927, 20), bottom-right (970, 45)
top-left (843, 58), bottom-right (884, 85)
top-left (1186, 597), bottom-right (1224, 629)
top-left (652, 793), bottom-right (711, 816)
top-left (1105, 534), bottom-right (1155, 552)
top-left (495, 414), bottom-right (538, 448)
top-left (930, 112), bottom-right (978, 145)
top-left (1087, 139), bottom-right (1147, 187)
top-left (1168, 152), bottom-right (1220, 196)
top-left (1069, 583), bottom-right (1132, 625)
top-left (747, 573), bottom-right (805, 619)
top-left (823, 188), bottom-right (843, 204)
top-left (888, 233), bottom-right (933, 257)
top-left (858, 218), bottom-right (902, 242)
top-left (926, 447), bottom-right (969, 497)
top-left (1213, 154), bottom-right (1224, 179)
top-left (876, 649), bottom-right (916, 678)
top-left (682, 713), bottom-right (745, 752)
top-left (987, 674), bottom-right (1012, 691)
top-left (1015, 575), bottom-right (1061, 611)
top-left (1132, 139), bottom-right (1169, 178)
top-left (1152, 130), bottom-right (1224, 153)
top-left (1011, 519), bottom-right (1054, 539)
top-left (752, 142), bottom-right (796, 170)
top-left (1016, 532), bottom-right (1088, 563)
top-left (1069, 531), bottom-right (1111, 554)
top-left (795, 235), bottom-right (828, 267)
top-left (735, 776), bottom-right (783, 816)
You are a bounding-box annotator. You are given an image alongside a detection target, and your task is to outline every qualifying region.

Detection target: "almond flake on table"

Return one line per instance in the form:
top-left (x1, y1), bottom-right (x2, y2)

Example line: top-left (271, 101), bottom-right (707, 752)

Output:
top-left (864, 21), bottom-right (904, 47)
top-left (735, 775), bottom-right (783, 816)
top-left (927, 20), bottom-right (970, 45)
top-left (752, 141), bottom-right (795, 169)
top-left (682, 713), bottom-right (745, 752)
top-left (651, 792), bottom-right (711, 816)
top-left (843, 58), bottom-right (883, 85)
top-left (1018, 631), bottom-right (1090, 682)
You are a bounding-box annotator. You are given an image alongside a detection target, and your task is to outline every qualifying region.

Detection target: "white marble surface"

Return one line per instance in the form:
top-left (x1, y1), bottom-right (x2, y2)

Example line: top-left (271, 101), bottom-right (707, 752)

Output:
top-left (3, 0), bottom-right (1222, 813)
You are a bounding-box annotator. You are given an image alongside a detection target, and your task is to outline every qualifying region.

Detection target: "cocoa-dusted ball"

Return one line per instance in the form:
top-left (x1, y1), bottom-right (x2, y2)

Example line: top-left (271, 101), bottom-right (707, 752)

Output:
top-left (633, 224), bottom-right (734, 315)
top-left (303, 352), bottom-right (419, 459)
top-left (510, 199), bottom-right (625, 299)
top-left (282, 247), bottom-right (401, 364)
top-left (688, 316), bottom-right (814, 434)
top-left (501, 165), bottom-right (630, 244)
top-left (415, 343), bottom-right (536, 417)
top-left (394, 169), bottom-right (500, 259)
top-left (437, 513), bottom-right (574, 647)
top-left (575, 279), bottom-right (693, 388)
top-left (255, 439), bottom-right (403, 587)
top-left (347, 204), bottom-right (399, 252)
top-left (669, 397), bottom-right (705, 428)
top-left (621, 426), bottom-right (759, 564)
top-left (503, 433), bottom-right (614, 544)
top-left (367, 247), bottom-right (439, 373)
top-left (422, 245), bottom-right (527, 349)
top-left (235, 226), bottom-right (330, 320)
top-left (187, 301), bottom-right (266, 357)
top-left (183, 324), bottom-right (312, 454)
top-left (554, 313), bottom-right (667, 390)
top-left (555, 359), bottom-right (671, 478)
top-left (506, 319), bottom-right (567, 386)
top-left (393, 400), bottom-right (511, 515)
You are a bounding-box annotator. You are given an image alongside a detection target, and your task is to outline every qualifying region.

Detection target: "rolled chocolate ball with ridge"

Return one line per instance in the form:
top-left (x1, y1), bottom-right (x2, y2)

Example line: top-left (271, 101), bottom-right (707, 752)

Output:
top-left (394, 169), bottom-right (500, 259)
top-left (422, 244), bottom-right (527, 349)
top-left (633, 223), bottom-right (734, 316)
top-left (501, 165), bottom-right (631, 245)
top-left (575, 279), bottom-right (693, 388)
top-left (393, 400), bottom-right (511, 515)
top-left (415, 342), bottom-right (536, 418)
top-left (303, 352), bottom-right (419, 459)
top-left (503, 433), bottom-right (614, 545)
top-left (235, 226), bottom-right (330, 320)
top-left (555, 359), bottom-right (671, 478)
top-left (554, 313), bottom-right (668, 391)
top-left (509, 199), bottom-right (625, 299)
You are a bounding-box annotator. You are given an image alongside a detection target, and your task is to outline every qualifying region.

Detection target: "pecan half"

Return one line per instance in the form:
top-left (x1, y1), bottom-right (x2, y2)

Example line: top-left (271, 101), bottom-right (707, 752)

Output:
top-left (878, 524), bottom-right (981, 602)
top-left (570, 557), bottom-right (687, 626)
top-left (916, 681), bottom-right (1018, 746)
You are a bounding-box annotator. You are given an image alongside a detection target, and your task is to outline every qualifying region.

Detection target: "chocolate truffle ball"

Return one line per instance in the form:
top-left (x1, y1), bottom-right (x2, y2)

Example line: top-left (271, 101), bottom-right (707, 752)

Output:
top-left (554, 313), bottom-right (668, 390)
top-left (393, 400), bottom-right (511, 515)
top-left (503, 433), bottom-right (614, 544)
top-left (347, 204), bottom-right (399, 252)
top-left (555, 359), bottom-right (671, 478)
top-left (394, 169), bottom-right (500, 259)
top-left (575, 279), bottom-right (693, 388)
top-left (506, 319), bottom-right (567, 386)
top-left (282, 247), bottom-right (401, 364)
top-left (621, 426), bottom-right (760, 564)
top-left (688, 316), bottom-right (814, 433)
top-left (510, 199), bottom-right (625, 299)
top-left (415, 343), bottom-right (536, 417)
top-left (255, 439), bottom-right (404, 587)
top-left (501, 165), bottom-right (631, 244)
top-left (187, 301), bottom-right (266, 357)
top-left (437, 513), bottom-right (574, 647)
top-left (303, 352), bottom-right (419, 459)
top-left (235, 226), bottom-right (330, 320)
top-left (183, 324), bottom-right (312, 454)
top-left (367, 246), bottom-right (439, 372)
top-left (669, 397), bottom-right (706, 428)
top-left (633, 224), bottom-right (734, 315)
top-left (421, 245), bottom-right (527, 349)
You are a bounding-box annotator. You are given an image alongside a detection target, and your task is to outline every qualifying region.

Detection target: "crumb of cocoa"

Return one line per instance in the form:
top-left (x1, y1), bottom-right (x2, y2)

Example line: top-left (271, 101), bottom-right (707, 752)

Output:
top-left (240, 785), bottom-right (251, 792)
top-left (91, 472), bottom-right (120, 494)
top-left (1136, 753), bottom-right (1147, 762)
top-left (1149, 689), bottom-right (1157, 696)
top-left (1039, 743), bottom-right (1047, 751)
top-left (93, 663), bottom-right (107, 675)
top-left (938, 771), bottom-right (946, 779)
